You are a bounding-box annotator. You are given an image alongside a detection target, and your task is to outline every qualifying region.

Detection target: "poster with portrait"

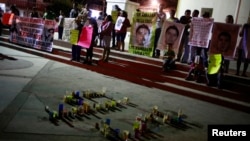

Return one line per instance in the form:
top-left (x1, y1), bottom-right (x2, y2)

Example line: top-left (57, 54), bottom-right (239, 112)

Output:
top-left (157, 21), bottom-right (185, 58)
top-left (9, 16), bottom-right (56, 52)
top-left (114, 16), bottom-right (125, 31)
top-left (62, 18), bottom-right (77, 42)
top-left (129, 12), bottom-right (156, 57)
top-left (188, 17), bottom-right (214, 48)
top-left (209, 22), bottom-right (241, 60)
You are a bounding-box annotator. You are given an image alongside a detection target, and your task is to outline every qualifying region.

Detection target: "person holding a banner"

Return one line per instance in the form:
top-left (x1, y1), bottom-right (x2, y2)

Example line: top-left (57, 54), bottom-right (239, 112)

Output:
top-left (71, 15), bottom-right (83, 62)
top-left (30, 7), bottom-right (39, 18)
top-left (235, 22), bottom-right (250, 77)
top-left (10, 5), bottom-right (19, 16)
top-left (99, 15), bottom-right (113, 62)
top-left (224, 15), bottom-right (234, 73)
top-left (189, 9), bottom-right (200, 64)
top-left (153, 3), bottom-right (166, 58)
top-left (111, 5), bottom-right (122, 48)
top-left (58, 10), bottom-right (65, 40)
top-left (178, 9), bottom-right (192, 63)
top-left (83, 17), bottom-right (99, 65)
top-left (115, 10), bottom-right (131, 51)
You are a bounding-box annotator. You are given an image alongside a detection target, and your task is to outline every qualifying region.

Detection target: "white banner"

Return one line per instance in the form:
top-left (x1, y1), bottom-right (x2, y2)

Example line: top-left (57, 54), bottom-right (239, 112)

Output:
top-left (188, 17), bottom-right (214, 48)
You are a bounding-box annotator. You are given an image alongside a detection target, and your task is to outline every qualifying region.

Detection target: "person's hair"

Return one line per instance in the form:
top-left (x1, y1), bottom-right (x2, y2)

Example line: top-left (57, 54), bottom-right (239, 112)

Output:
top-left (120, 10), bottom-right (128, 18)
top-left (185, 9), bottom-right (191, 14)
top-left (193, 9), bottom-right (199, 17)
top-left (106, 15), bottom-right (113, 22)
top-left (136, 24), bottom-right (150, 34)
top-left (226, 15), bottom-right (234, 24)
top-left (202, 12), bottom-right (210, 18)
top-left (115, 5), bottom-right (121, 11)
top-left (165, 25), bottom-right (179, 37)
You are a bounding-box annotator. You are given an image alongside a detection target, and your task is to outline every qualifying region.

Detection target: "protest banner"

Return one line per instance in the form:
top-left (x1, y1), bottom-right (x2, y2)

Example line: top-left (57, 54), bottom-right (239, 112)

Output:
top-left (209, 22), bottom-right (241, 60)
top-left (78, 26), bottom-right (93, 48)
top-left (9, 16), bottom-right (56, 52)
top-left (157, 20), bottom-right (185, 58)
top-left (114, 16), bottom-right (125, 31)
top-left (188, 17), bottom-right (214, 48)
top-left (62, 18), bottom-right (76, 42)
top-left (2, 13), bottom-right (14, 25)
top-left (128, 11), bottom-right (157, 57)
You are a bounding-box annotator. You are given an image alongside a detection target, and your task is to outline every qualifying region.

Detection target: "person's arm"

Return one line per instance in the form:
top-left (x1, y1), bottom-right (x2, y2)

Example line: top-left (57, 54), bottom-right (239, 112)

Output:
top-left (125, 18), bottom-right (131, 28)
top-left (239, 24), bottom-right (246, 37)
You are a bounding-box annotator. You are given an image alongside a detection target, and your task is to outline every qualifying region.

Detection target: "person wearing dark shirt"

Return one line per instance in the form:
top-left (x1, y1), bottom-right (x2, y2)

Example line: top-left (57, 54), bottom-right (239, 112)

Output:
top-left (30, 7), bottom-right (39, 18)
top-left (69, 2), bottom-right (79, 18)
top-left (162, 44), bottom-right (176, 71)
top-left (84, 17), bottom-right (99, 65)
top-left (10, 5), bottom-right (20, 16)
top-left (178, 9), bottom-right (191, 63)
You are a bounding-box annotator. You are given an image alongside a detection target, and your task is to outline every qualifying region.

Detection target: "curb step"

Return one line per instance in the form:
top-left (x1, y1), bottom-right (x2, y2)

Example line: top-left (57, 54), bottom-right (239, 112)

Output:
top-left (1, 34), bottom-right (250, 113)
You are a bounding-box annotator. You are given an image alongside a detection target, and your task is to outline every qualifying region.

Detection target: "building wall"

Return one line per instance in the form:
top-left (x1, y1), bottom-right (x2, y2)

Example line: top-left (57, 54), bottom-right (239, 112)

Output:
top-left (106, 0), bottom-right (139, 21)
top-left (176, 0), bottom-right (250, 25)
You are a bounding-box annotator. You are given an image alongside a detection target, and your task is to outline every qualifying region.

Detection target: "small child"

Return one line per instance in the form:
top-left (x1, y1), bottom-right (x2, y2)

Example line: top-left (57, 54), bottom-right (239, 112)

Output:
top-left (185, 55), bottom-right (205, 83)
top-left (162, 45), bottom-right (176, 72)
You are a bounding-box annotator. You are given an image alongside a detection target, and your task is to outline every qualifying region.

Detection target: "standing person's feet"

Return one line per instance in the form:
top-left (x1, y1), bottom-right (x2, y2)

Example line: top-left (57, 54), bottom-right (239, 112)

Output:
top-left (241, 73), bottom-right (248, 77)
top-left (235, 72), bottom-right (239, 76)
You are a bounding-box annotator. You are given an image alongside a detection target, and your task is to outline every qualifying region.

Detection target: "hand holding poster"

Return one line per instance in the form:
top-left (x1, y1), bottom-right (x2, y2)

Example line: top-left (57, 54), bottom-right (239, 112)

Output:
top-left (209, 22), bottom-right (241, 59)
top-left (188, 17), bottom-right (214, 48)
top-left (77, 26), bottom-right (93, 48)
top-left (157, 21), bottom-right (185, 58)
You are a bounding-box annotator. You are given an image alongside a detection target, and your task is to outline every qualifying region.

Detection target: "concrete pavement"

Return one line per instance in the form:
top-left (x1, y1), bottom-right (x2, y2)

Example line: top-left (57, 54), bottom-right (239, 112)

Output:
top-left (1, 43), bottom-right (250, 141)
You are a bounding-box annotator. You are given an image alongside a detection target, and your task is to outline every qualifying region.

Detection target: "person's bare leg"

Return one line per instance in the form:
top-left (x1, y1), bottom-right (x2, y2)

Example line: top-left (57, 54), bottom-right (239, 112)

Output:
top-left (105, 48), bottom-right (110, 62)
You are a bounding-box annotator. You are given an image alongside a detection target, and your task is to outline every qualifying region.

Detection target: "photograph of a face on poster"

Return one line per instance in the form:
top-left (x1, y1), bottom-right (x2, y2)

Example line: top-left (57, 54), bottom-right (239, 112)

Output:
top-left (115, 16), bottom-right (125, 31)
top-left (157, 21), bottom-right (185, 55)
top-left (132, 23), bottom-right (152, 48)
top-left (209, 22), bottom-right (241, 59)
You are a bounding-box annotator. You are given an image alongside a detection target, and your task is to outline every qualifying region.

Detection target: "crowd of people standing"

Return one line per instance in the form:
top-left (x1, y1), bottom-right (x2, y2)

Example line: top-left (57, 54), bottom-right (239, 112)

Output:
top-left (0, 3), bottom-right (249, 82)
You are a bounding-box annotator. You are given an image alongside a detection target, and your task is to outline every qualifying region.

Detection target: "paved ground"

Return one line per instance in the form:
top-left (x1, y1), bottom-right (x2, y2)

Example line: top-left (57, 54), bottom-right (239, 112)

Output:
top-left (0, 45), bottom-right (250, 141)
